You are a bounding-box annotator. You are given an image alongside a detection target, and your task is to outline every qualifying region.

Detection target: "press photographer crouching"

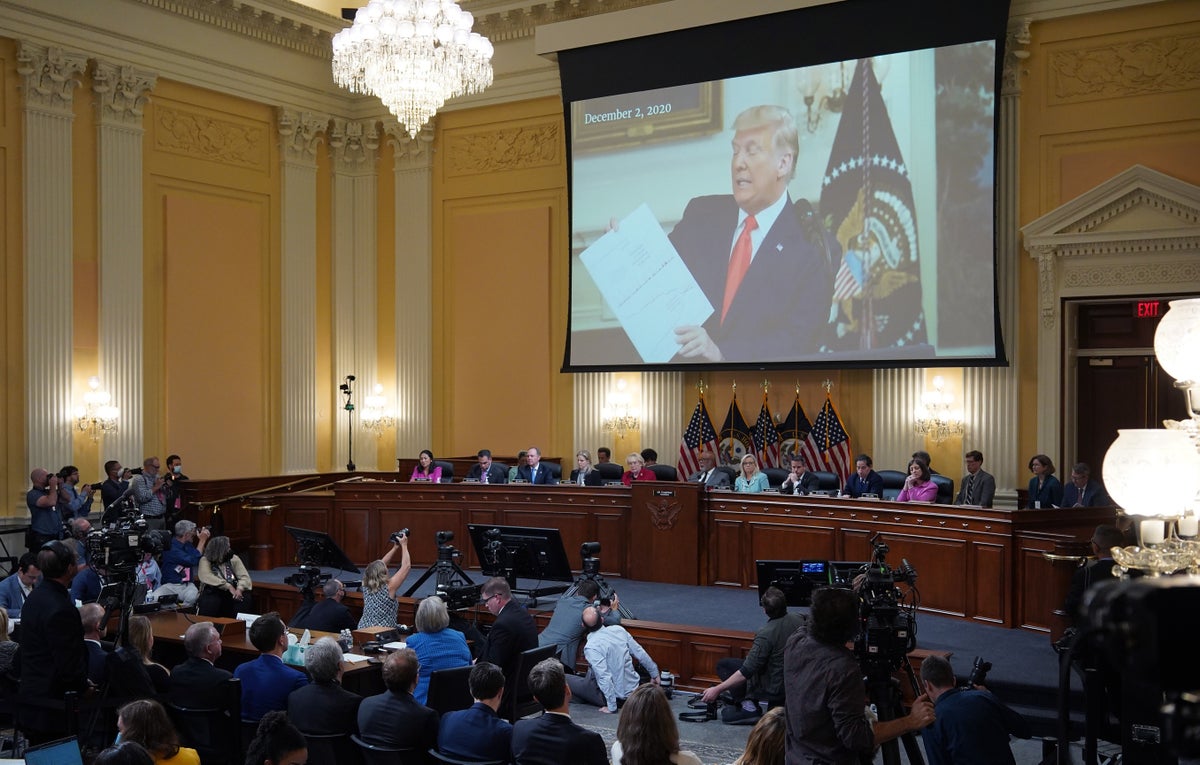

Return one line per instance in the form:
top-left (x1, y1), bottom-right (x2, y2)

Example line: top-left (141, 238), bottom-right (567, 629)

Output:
top-left (783, 587), bottom-right (934, 764)
top-left (918, 654), bottom-right (1031, 764)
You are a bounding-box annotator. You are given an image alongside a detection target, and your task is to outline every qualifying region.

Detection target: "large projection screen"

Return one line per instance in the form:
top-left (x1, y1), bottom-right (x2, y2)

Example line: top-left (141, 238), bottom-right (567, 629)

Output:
top-left (560, 0), bottom-right (1010, 371)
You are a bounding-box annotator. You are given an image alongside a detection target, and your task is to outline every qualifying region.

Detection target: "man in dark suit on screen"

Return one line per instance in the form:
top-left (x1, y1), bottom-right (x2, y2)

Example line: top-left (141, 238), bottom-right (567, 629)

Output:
top-left (511, 658), bottom-right (606, 765)
top-left (466, 448), bottom-right (508, 484)
top-left (668, 105), bottom-right (837, 363)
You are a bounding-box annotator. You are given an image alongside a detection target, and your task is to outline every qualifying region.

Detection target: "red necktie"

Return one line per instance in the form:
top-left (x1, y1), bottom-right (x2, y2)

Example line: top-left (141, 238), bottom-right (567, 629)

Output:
top-left (722, 215), bottom-right (757, 323)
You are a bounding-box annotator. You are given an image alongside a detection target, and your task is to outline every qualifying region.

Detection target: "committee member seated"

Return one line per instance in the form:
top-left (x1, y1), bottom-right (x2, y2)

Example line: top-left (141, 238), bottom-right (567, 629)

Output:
top-left (196, 536), bottom-right (251, 618)
top-left (919, 655), bottom-right (1031, 764)
top-left (437, 662), bottom-right (513, 763)
top-left (291, 579), bottom-right (357, 634)
top-left (568, 450), bottom-right (604, 486)
top-left (153, 520), bottom-right (210, 608)
top-left (0, 551), bottom-right (40, 618)
top-left (735, 454), bottom-right (769, 493)
top-left (1061, 463), bottom-right (1110, 508)
top-left (407, 595), bottom-right (472, 704)
top-left (779, 454), bottom-right (819, 495)
top-left (538, 580), bottom-right (620, 672)
top-left (701, 586), bottom-right (807, 724)
top-left (1026, 453), bottom-right (1063, 509)
top-left (466, 448), bottom-right (507, 484)
top-left (288, 637), bottom-right (362, 736)
top-left (410, 449), bottom-right (442, 483)
top-left (621, 452), bottom-right (657, 486)
top-left (358, 530), bottom-right (411, 629)
top-left (517, 446), bottom-right (557, 484)
top-left (234, 611), bottom-right (309, 722)
top-left (689, 450), bottom-right (731, 489)
top-left (511, 657), bottom-right (607, 765)
top-left (357, 647), bottom-right (439, 752)
top-left (843, 454), bottom-right (884, 498)
top-left (955, 451), bottom-right (996, 508)
top-left (896, 459), bottom-right (938, 503)
top-left (567, 606), bottom-right (661, 714)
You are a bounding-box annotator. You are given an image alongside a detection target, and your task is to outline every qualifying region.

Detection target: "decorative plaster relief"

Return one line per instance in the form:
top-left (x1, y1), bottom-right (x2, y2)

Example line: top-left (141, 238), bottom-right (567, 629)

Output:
top-left (278, 108), bottom-right (329, 163)
top-left (444, 122), bottom-right (559, 177)
top-left (1050, 31), bottom-right (1200, 103)
top-left (1067, 190), bottom-right (1200, 234)
top-left (154, 105), bottom-right (266, 169)
top-left (1003, 18), bottom-right (1032, 96)
top-left (133, 0), bottom-right (334, 58)
top-left (15, 42), bottom-right (87, 114)
top-left (1035, 247), bottom-right (1057, 329)
top-left (329, 118), bottom-right (380, 172)
top-left (1063, 259), bottom-right (1200, 290)
top-left (383, 120), bottom-right (435, 171)
top-left (93, 61), bottom-right (157, 126)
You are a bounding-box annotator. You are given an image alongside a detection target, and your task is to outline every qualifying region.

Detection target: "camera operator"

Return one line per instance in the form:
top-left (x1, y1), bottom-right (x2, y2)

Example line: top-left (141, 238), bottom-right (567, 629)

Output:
top-left (26, 467), bottom-right (65, 551)
top-left (783, 587), bottom-right (934, 764)
top-left (537, 580), bottom-right (621, 672)
top-left (152, 520), bottom-right (210, 608)
top-left (161, 454), bottom-right (189, 524)
top-left (57, 465), bottom-right (95, 520)
top-left (131, 456), bottom-right (168, 530)
top-left (918, 655), bottom-right (1030, 764)
top-left (293, 579), bottom-right (357, 634)
top-left (99, 460), bottom-right (129, 521)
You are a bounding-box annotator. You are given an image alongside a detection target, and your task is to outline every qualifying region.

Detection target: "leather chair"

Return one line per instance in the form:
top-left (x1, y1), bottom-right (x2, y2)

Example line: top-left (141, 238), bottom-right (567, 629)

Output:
top-left (811, 471), bottom-right (840, 492)
top-left (762, 467), bottom-right (788, 489)
top-left (715, 465), bottom-right (738, 485)
top-left (646, 464), bottom-right (678, 481)
top-left (433, 460), bottom-right (455, 483)
top-left (429, 750), bottom-right (504, 765)
top-left (593, 462), bottom-right (622, 481)
top-left (877, 470), bottom-right (906, 500)
top-left (545, 462), bottom-right (562, 482)
top-left (304, 732), bottom-right (363, 765)
top-left (504, 644), bottom-right (557, 723)
top-left (167, 677), bottom-right (243, 765)
top-left (426, 665), bottom-right (474, 717)
top-left (931, 474), bottom-right (955, 505)
top-left (351, 734), bottom-right (425, 765)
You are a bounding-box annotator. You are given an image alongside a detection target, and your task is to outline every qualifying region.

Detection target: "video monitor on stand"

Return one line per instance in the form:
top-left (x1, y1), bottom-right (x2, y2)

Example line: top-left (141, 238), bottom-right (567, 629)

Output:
top-left (467, 524), bottom-right (574, 607)
top-left (283, 526), bottom-right (361, 587)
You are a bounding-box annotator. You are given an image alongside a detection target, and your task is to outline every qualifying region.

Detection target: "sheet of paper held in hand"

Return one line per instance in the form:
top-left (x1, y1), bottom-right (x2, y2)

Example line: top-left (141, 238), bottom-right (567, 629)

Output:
top-left (580, 203), bottom-right (714, 363)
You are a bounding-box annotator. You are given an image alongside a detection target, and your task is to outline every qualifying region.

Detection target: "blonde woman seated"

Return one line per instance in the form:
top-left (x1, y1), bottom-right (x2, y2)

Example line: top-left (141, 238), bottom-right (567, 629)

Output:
top-left (621, 452), bottom-right (658, 486)
top-left (358, 530), bottom-right (412, 629)
top-left (569, 450), bottom-right (604, 487)
top-left (730, 707), bottom-right (785, 765)
top-left (735, 454), bottom-right (769, 493)
top-left (612, 684), bottom-right (702, 765)
top-left (127, 615), bottom-right (171, 694)
top-left (896, 458), bottom-right (938, 503)
top-left (407, 596), bottom-right (471, 704)
top-left (197, 536), bottom-right (252, 618)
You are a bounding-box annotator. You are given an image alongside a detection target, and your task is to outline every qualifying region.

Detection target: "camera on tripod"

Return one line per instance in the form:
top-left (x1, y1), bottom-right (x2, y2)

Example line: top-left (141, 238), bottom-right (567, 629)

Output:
top-left (284, 564), bottom-right (330, 595)
top-left (436, 530), bottom-right (454, 546)
top-left (854, 535), bottom-right (918, 676)
top-left (86, 514), bottom-right (163, 577)
top-left (389, 528), bottom-right (409, 546)
top-left (580, 541), bottom-right (601, 578)
top-left (966, 655), bottom-right (992, 687)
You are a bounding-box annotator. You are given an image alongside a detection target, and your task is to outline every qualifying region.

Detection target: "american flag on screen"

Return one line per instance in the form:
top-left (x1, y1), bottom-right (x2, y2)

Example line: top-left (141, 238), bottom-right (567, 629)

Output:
top-left (677, 395), bottom-right (719, 478)
top-left (752, 394), bottom-right (782, 469)
top-left (811, 395), bottom-right (854, 481)
top-left (779, 394), bottom-right (823, 470)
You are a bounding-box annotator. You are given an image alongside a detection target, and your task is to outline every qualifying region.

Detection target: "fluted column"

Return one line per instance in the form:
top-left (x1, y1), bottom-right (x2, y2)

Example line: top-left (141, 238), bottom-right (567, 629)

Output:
top-left (329, 119), bottom-right (380, 471)
top-left (641, 372), bottom-right (684, 462)
top-left (384, 122), bottom-right (433, 460)
top-left (278, 109), bottom-right (328, 473)
top-left (573, 373), bottom-right (610, 458)
top-left (18, 43), bottom-right (87, 472)
top-left (94, 60), bottom-right (156, 472)
top-left (873, 369), bottom-right (924, 470)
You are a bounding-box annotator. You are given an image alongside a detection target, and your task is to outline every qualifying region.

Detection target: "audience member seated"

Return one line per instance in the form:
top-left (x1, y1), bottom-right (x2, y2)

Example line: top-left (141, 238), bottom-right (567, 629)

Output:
top-left (411, 449), bottom-right (443, 483)
top-left (537, 580), bottom-right (620, 672)
top-left (93, 742), bottom-right (155, 765)
top-left (0, 551), bottom-right (40, 618)
top-left (478, 577), bottom-right (538, 698)
top-left (779, 454), bottom-right (819, 495)
top-left (466, 448), bottom-right (508, 484)
top-left (245, 710), bottom-right (307, 765)
top-left (612, 684), bottom-right (701, 765)
top-left (407, 595), bottom-right (471, 704)
top-left (955, 450), bottom-right (996, 508)
top-left (288, 636), bottom-right (361, 736)
top-left (291, 579), bottom-right (357, 634)
top-left (896, 459), bottom-right (938, 503)
top-left (168, 621), bottom-right (232, 710)
top-left (153, 520), bottom-right (210, 608)
top-left (81, 602), bottom-right (111, 685)
top-left (126, 614), bottom-right (171, 694)
top-left (701, 586), bottom-right (806, 724)
top-left (843, 454), bottom-right (884, 498)
top-left (511, 657), bottom-right (607, 765)
top-left (688, 451), bottom-right (731, 489)
top-left (735, 454), bottom-right (769, 493)
top-left (1063, 525), bottom-right (1126, 628)
top-left (1027, 453), bottom-right (1063, 509)
top-left (358, 530), bottom-right (411, 629)
top-left (731, 706), bottom-right (786, 765)
top-left (621, 452), bottom-right (657, 486)
top-left (117, 698), bottom-right (201, 765)
top-left (568, 450), bottom-right (604, 487)
top-left (197, 536), bottom-right (252, 618)
top-left (566, 606), bottom-right (661, 714)
top-left (234, 612), bottom-right (309, 722)
top-left (919, 655), bottom-right (1031, 763)
top-left (517, 446), bottom-right (557, 485)
top-left (0, 607), bottom-right (17, 679)
top-left (437, 661), bottom-right (513, 763)
top-left (1061, 462), bottom-right (1110, 508)
top-left (357, 647), bottom-right (438, 752)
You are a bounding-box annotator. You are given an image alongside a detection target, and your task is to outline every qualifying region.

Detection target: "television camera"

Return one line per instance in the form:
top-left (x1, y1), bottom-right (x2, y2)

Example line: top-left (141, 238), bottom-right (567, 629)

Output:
top-left (86, 513), bottom-right (164, 579)
top-left (854, 534), bottom-right (919, 677)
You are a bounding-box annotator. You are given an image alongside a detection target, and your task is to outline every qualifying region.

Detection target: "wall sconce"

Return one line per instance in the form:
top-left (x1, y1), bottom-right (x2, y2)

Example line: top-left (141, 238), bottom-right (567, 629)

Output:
top-left (360, 383), bottom-right (396, 437)
top-left (602, 379), bottom-right (640, 438)
top-left (799, 61), bottom-right (847, 133)
top-left (74, 376), bottom-right (119, 442)
top-left (913, 375), bottom-right (964, 444)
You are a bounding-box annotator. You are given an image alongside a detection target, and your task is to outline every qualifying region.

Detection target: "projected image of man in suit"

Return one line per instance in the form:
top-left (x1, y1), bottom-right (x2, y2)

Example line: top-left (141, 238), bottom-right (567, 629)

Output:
top-left (670, 105), bottom-right (837, 363)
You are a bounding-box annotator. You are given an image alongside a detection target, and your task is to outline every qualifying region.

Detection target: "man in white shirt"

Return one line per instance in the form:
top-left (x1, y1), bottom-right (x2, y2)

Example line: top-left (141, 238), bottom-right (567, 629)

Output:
top-left (566, 606), bottom-right (660, 713)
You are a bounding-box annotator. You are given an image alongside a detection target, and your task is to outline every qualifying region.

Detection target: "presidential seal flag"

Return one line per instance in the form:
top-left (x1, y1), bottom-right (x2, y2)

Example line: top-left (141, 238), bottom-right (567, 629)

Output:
top-left (820, 57), bottom-right (926, 351)
top-left (752, 393), bottom-right (782, 469)
top-left (811, 394), bottom-right (854, 482)
top-left (778, 393), bottom-right (823, 470)
top-left (718, 394), bottom-right (754, 466)
top-left (677, 394), bottom-right (720, 478)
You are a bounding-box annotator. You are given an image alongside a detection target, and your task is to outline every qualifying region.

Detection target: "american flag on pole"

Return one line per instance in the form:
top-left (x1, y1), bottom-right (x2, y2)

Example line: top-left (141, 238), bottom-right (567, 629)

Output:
top-left (752, 393), bottom-right (782, 469)
top-left (811, 394), bottom-right (854, 482)
top-left (677, 394), bottom-right (719, 478)
top-left (778, 393), bottom-right (823, 470)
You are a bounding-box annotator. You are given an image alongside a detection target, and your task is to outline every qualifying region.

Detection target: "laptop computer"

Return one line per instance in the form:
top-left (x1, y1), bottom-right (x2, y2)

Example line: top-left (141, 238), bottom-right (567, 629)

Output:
top-left (24, 736), bottom-right (84, 765)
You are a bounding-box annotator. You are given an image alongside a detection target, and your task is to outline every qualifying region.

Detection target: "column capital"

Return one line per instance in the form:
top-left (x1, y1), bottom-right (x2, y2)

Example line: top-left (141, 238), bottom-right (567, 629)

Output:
top-left (93, 60), bottom-right (157, 127)
top-left (16, 42), bottom-right (88, 115)
top-left (383, 119), bottom-right (435, 171)
top-left (1032, 245), bottom-right (1058, 329)
top-left (1002, 18), bottom-right (1032, 97)
top-left (329, 118), bottom-right (380, 173)
top-left (278, 108), bottom-right (330, 164)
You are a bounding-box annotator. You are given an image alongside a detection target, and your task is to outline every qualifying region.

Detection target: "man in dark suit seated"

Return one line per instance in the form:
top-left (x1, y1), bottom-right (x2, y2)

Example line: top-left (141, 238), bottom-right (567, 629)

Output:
top-left (688, 451), bottom-right (731, 489)
top-left (515, 446), bottom-right (557, 485)
top-left (955, 450), bottom-right (996, 508)
top-left (779, 454), bottom-right (820, 495)
top-left (437, 661), bottom-right (512, 762)
top-left (81, 603), bottom-right (110, 686)
top-left (357, 647), bottom-right (438, 752)
top-left (465, 449), bottom-right (508, 484)
top-left (291, 579), bottom-right (357, 634)
top-left (1060, 463), bottom-right (1110, 508)
top-left (843, 454), bottom-right (884, 498)
top-left (1063, 525), bottom-right (1125, 627)
top-left (288, 636), bottom-right (361, 736)
top-left (511, 657), bottom-right (606, 765)
top-left (479, 577), bottom-right (538, 697)
top-left (234, 612), bottom-right (308, 722)
top-left (170, 621), bottom-right (233, 708)
top-left (0, 552), bottom-right (40, 619)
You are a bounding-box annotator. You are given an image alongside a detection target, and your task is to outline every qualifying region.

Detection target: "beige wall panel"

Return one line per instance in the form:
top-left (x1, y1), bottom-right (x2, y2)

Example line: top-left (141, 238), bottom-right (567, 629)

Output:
top-left (163, 192), bottom-right (268, 478)
top-left (444, 200), bottom-right (553, 456)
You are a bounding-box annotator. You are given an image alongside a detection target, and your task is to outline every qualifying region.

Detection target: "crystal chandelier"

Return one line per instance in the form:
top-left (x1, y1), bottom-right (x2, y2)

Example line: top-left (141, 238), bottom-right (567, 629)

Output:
top-left (332, 0), bottom-right (494, 139)
top-left (602, 379), bottom-right (640, 438)
top-left (74, 376), bottom-right (119, 442)
top-left (360, 383), bottom-right (397, 437)
top-left (913, 375), bottom-right (964, 444)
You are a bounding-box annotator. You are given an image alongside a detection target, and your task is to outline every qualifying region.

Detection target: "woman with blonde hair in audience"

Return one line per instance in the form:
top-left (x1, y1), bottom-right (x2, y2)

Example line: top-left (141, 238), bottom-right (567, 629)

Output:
top-left (116, 698), bottom-right (200, 765)
top-left (731, 706), bottom-right (785, 765)
top-left (357, 530), bottom-right (412, 629)
top-left (125, 614), bottom-right (171, 693)
top-left (612, 684), bottom-right (702, 765)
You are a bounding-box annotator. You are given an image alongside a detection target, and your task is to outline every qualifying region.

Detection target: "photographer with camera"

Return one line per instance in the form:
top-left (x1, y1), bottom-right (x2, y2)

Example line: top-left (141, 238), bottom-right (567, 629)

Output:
top-left (918, 655), bottom-right (1030, 764)
top-left (358, 530), bottom-right (411, 629)
top-left (784, 587), bottom-right (934, 764)
top-left (153, 520), bottom-right (210, 608)
top-left (26, 467), bottom-right (66, 551)
top-left (538, 579), bottom-right (621, 672)
top-left (57, 465), bottom-right (95, 519)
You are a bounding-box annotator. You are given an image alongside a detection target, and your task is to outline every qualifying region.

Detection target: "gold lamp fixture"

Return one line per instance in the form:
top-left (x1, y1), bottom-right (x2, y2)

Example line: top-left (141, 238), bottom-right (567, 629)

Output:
top-left (74, 376), bottom-right (119, 442)
top-left (360, 383), bottom-right (397, 437)
top-left (913, 375), bottom-right (964, 444)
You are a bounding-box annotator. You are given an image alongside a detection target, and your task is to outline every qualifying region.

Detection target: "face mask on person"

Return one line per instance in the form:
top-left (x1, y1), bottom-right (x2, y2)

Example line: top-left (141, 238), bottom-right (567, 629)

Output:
top-left (173, 465), bottom-right (183, 475)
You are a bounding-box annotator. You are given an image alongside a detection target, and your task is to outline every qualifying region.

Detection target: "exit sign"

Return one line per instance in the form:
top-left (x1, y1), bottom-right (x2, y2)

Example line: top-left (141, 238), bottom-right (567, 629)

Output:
top-left (1135, 301), bottom-right (1161, 318)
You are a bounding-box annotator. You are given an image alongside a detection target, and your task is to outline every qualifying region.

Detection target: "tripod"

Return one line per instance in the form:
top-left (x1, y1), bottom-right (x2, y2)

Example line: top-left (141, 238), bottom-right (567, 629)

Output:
top-left (403, 543), bottom-right (475, 597)
top-left (863, 657), bottom-right (925, 765)
top-left (562, 554), bottom-right (635, 619)
top-left (340, 375), bottom-right (356, 471)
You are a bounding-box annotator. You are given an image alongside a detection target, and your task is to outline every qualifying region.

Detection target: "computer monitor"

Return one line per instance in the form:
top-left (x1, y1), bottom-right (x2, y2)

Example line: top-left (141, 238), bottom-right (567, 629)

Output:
top-left (755, 559), bottom-right (836, 607)
top-left (25, 737), bottom-right (84, 765)
top-left (466, 524), bottom-right (574, 600)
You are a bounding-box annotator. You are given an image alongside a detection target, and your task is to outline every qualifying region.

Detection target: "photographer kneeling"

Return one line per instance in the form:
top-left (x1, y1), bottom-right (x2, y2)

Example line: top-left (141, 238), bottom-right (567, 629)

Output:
top-left (784, 587), bottom-right (934, 764)
top-left (919, 654), bottom-right (1031, 764)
